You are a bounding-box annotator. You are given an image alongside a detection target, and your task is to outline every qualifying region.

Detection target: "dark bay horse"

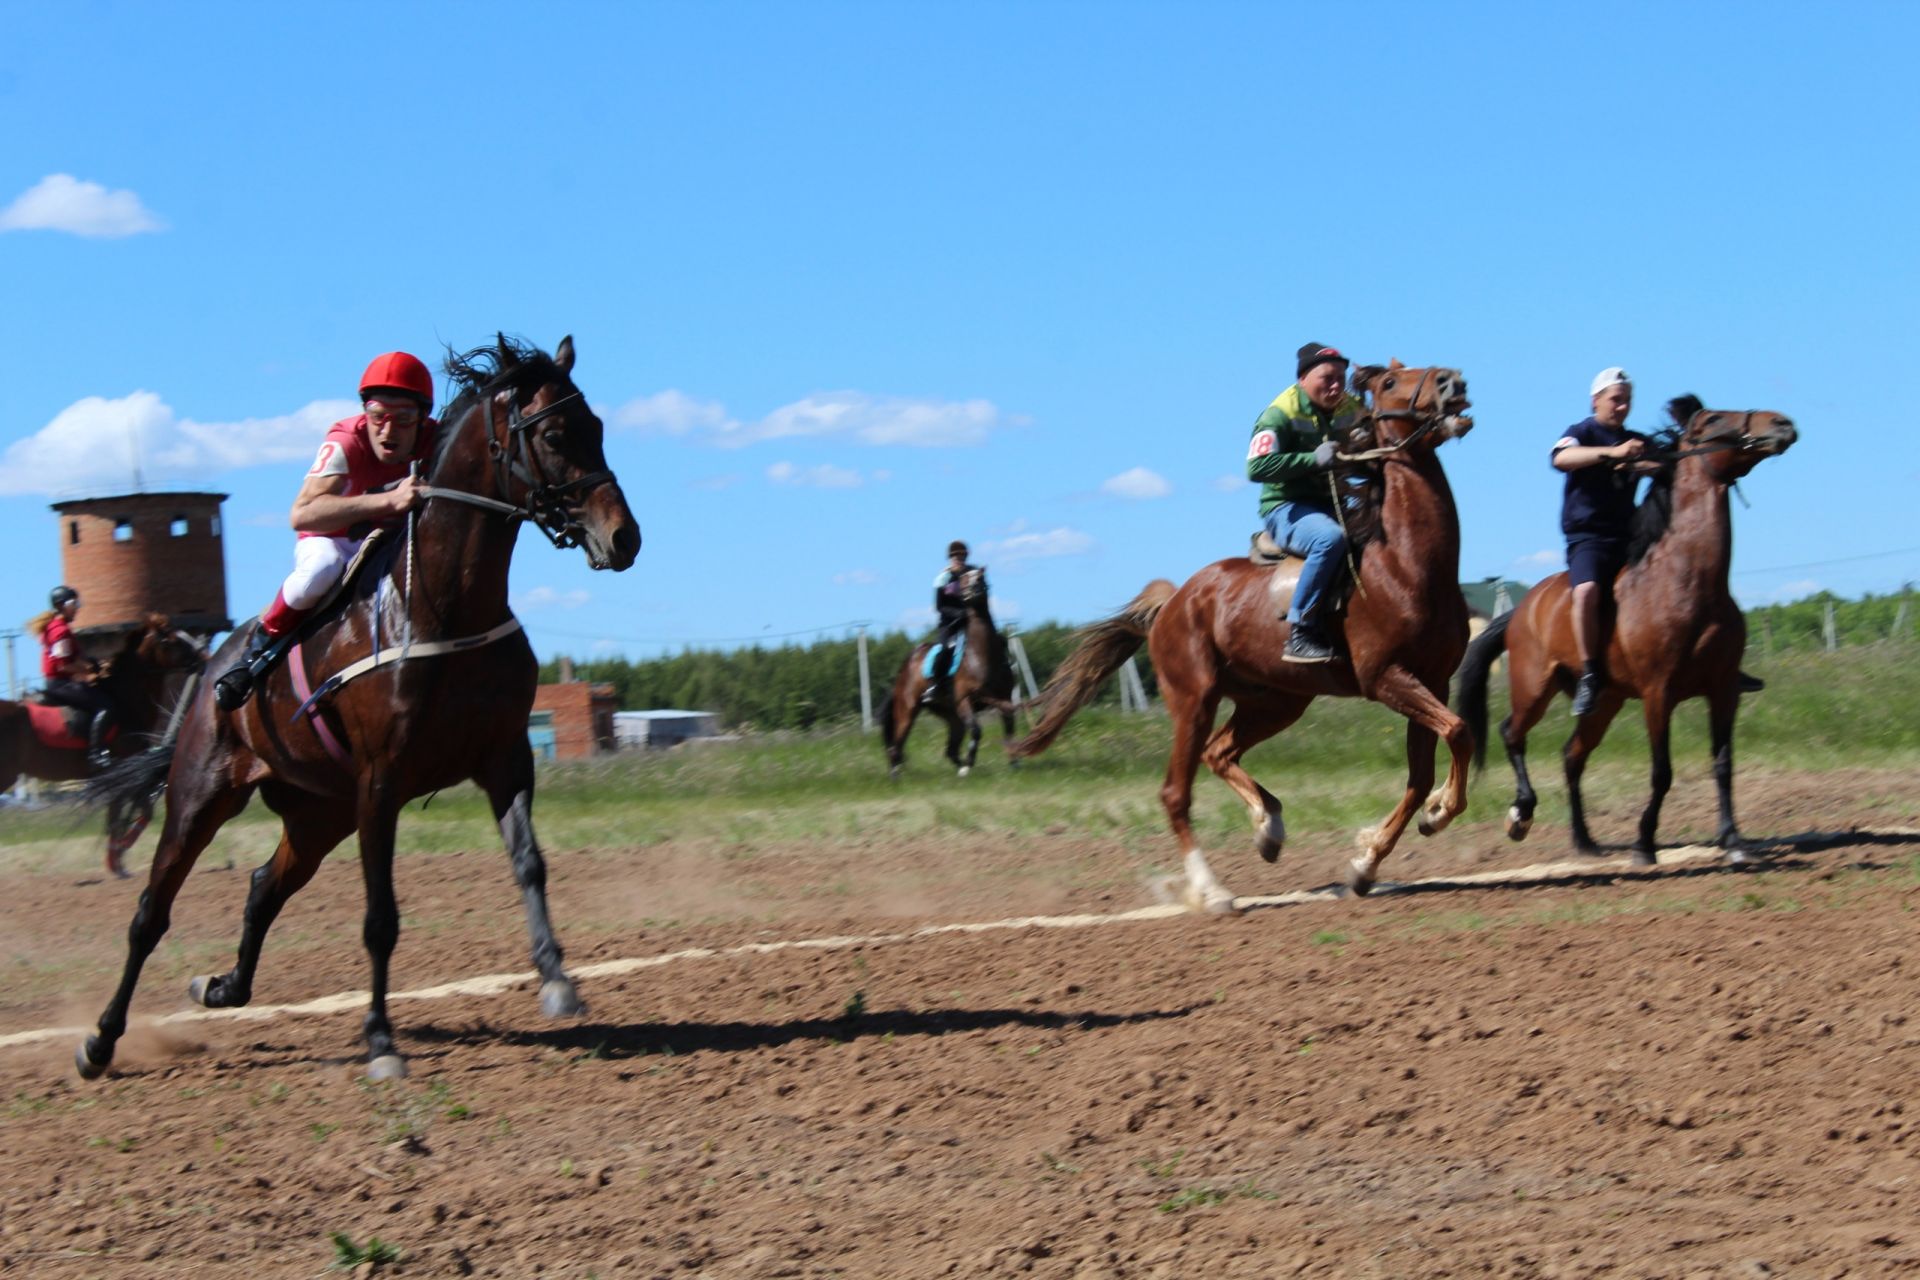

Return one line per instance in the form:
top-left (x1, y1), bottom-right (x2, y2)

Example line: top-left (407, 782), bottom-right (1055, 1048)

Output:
top-left (79, 335), bottom-right (639, 1082)
top-left (880, 568), bottom-right (1020, 778)
top-left (1455, 402), bottom-right (1797, 863)
top-left (0, 614), bottom-right (204, 878)
top-left (1013, 361), bottom-right (1476, 905)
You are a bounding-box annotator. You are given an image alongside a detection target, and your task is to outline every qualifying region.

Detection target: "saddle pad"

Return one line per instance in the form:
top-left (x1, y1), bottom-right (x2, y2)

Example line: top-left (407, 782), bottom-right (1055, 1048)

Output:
top-left (26, 703), bottom-right (119, 751)
top-left (922, 634), bottom-right (965, 678)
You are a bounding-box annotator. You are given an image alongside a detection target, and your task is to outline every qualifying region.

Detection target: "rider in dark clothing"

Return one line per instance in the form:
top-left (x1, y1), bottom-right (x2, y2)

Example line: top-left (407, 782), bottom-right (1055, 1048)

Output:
top-left (924, 540), bottom-right (979, 703)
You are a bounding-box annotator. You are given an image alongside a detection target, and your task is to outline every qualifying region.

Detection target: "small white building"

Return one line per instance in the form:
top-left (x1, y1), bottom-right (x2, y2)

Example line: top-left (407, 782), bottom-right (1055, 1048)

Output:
top-left (613, 709), bottom-right (723, 750)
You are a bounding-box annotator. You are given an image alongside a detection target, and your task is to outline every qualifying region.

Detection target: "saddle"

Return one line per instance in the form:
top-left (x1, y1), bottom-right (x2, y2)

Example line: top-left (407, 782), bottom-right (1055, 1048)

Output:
top-left (922, 632), bottom-right (966, 679)
top-left (24, 702), bottom-right (119, 751)
top-left (1248, 532), bottom-right (1355, 624)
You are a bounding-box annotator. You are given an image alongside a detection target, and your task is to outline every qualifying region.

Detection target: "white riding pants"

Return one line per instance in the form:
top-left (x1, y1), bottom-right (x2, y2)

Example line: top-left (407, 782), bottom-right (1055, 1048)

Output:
top-left (281, 536), bottom-right (358, 610)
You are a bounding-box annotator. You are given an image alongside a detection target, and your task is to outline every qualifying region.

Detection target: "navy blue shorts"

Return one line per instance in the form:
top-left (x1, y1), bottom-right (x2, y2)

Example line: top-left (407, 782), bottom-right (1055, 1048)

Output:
top-left (1566, 537), bottom-right (1627, 595)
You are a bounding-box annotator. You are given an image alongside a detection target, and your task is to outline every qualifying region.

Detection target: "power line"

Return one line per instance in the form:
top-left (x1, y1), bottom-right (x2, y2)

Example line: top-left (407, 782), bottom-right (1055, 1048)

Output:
top-left (1731, 545), bottom-right (1919, 577)
top-left (524, 619), bottom-right (880, 646)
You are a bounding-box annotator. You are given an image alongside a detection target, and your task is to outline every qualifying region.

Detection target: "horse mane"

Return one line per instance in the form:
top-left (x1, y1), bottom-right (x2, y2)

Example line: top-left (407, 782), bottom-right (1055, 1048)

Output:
top-left (431, 335), bottom-right (570, 472)
top-left (1626, 393), bottom-right (1705, 565)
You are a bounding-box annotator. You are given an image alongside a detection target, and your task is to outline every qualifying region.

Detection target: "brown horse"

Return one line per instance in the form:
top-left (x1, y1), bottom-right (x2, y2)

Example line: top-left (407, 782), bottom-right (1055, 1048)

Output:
top-left (0, 614), bottom-right (204, 877)
top-left (1455, 402), bottom-right (1797, 862)
top-left (78, 335), bottom-right (639, 1082)
top-left (880, 568), bottom-right (1020, 777)
top-left (1013, 361), bottom-right (1476, 904)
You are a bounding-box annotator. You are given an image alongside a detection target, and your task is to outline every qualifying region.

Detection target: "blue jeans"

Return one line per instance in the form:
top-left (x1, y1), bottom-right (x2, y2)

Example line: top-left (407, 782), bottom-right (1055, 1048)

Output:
top-left (1264, 500), bottom-right (1348, 626)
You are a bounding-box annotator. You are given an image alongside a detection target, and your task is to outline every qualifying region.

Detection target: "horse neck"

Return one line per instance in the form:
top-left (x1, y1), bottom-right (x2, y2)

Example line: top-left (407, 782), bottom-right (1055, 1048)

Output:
top-left (406, 398), bottom-right (522, 631)
top-left (103, 652), bottom-right (164, 731)
top-left (1366, 448), bottom-right (1461, 587)
top-left (1635, 457), bottom-right (1733, 595)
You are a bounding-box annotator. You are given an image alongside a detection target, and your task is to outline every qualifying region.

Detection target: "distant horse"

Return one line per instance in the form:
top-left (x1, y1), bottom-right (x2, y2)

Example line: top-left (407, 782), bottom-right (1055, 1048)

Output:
top-left (79, 335), bottom-right (640, 1082)
top-left (1455, 402), bottom-right (1797, 862)
top-left (880, 568), bottom-right (1020, 778)
top-left (1013, 361), bottom-right (1476, 904)
top-left (0, 613), bottom-right (204, 878)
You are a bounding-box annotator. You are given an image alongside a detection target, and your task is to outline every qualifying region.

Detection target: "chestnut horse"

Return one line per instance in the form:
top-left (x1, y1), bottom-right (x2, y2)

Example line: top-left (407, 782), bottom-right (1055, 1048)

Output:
top-left (1455, 402), bottom-right (1797, 863)
top-left (0, 614), bottom-right (204, 878)
top-left (1013, 361), bottom-right (1475, 905)
top-left (880, 568), bottom-right (1020, 777)
top-left (78, 336), bottom-right (640, 1082)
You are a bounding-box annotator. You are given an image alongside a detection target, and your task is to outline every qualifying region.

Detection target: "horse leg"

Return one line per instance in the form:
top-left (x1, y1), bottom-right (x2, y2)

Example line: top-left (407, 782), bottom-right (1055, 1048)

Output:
top-left (1199, 697), bottom-right (1308, 865)
top-left (887, 697), bottom-right (915, 780)
top-left (188, 784), bottom-right (350, 1010)
top-left (354, 786), bottom-right (409, 1080)
top-left (483, 744), bottom-right (585, 1021)
top-left (1499, 653), bottom-right (1559, 841)
top-left (77, 777), bottom-right (255, 1079)
top-left (957, 700), bottom-right (983, 777)
top-left (1350, 669), bottom-right (1473, 895)
top-left (1632, 693), bottom-right (1676, 866)
top-left (1159, 681), bottom-right (1234, 915)
top-left (1001, 705), bottom-right (1020, 769)
top-left (942, 710), bottom-right (965, 772)
top-left (1706, 686), bottom-right (1750, 862)
top-left (1561, 693), bottom-right (1626, 857)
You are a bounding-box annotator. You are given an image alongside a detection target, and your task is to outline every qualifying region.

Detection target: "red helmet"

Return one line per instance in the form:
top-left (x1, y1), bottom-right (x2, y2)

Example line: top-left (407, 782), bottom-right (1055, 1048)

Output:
top-left (358, 352), bottom-right (434, 410)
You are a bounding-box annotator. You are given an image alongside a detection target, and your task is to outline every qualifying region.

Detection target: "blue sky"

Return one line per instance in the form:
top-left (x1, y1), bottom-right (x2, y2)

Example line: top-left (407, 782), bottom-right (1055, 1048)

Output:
top-left (3, 1), bottom-right (1916, 674)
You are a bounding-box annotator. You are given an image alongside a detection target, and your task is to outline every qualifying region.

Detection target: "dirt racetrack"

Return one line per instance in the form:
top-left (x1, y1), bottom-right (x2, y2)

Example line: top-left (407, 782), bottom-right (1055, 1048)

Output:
top-left (2, 765), bottom-right (1918, 1278)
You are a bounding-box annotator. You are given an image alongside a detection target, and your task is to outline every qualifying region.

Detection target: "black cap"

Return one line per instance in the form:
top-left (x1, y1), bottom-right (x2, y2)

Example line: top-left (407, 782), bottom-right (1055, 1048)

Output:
top-left (1296, 343), bottom-right (1349, 379)
top-left (947, 540), bottom-right (968, 558)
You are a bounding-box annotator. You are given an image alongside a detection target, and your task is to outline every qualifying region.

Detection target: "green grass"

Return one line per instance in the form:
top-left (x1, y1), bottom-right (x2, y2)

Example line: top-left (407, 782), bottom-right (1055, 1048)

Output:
top-left (0, 642), bottom-right (1911, 873)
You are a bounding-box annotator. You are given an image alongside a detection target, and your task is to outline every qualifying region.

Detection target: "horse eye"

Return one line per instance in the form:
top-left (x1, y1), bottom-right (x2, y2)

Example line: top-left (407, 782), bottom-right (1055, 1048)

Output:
top-left (1382, 377), bottom-right (1396, 390)
top-left (1703, 414), bottom-right (1723, 426)
top-left (541, 428), bottom-right (566, 448)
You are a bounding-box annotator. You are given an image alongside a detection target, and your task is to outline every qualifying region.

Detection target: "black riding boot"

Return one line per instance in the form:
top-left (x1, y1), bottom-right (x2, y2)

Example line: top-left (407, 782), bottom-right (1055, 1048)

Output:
top-left (86, 711), bottom-right (113, 773)
top-left (213, 627), bottom-right (277, 712)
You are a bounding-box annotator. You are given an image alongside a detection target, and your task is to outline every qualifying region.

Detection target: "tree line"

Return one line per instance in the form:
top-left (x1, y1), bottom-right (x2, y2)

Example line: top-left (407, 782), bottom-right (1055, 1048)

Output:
top-left (539, 588), bottom-right (1911, 731)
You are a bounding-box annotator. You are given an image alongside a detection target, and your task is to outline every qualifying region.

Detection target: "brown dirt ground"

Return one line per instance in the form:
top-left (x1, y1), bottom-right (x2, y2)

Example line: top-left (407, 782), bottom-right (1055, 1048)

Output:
top-left (2, 766), bottom-right (1918, 1278)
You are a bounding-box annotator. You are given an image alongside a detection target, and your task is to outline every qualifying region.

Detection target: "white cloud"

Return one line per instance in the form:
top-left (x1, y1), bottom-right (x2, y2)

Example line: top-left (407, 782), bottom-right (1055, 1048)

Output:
top-left (512, 586), bottom-right (591, 611)
top-left (1515, 548), bottom-right (1561, 568)
top-left (608, 388), bottom-right (1014, 448)
top-left (1762, 578), bottom-right (1822, 603)
top-left (1101, 466), bottom-right (1171, 499)
top-left (1212, 473), bottom-right (1245, 493)
top-left (833, 569), bottom-right (880, 586)
top-left (767, 461), bottom-right (866, 488)
top-left (0, 392), bottom-right (357, 497)
top-left (979, 526), bottom-right (1096, 566)
top-left (0, 174), bottom-right (165, 237)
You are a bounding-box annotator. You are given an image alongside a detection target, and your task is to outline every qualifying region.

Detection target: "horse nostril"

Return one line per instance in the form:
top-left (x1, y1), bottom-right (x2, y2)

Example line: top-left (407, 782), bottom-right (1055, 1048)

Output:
top-left (614, 523), bottom-right (641, 561)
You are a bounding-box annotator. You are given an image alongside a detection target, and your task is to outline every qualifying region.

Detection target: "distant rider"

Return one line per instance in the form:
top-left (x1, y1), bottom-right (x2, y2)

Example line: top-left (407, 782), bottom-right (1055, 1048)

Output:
top-left (33, 585), bottom-right (116, 770)
top-left (924, 540), bottom-right (980, 703)
top-left (213, 352), bottom-right (438, 710)
top-left (1246, 342), bottom-right (1368, 662)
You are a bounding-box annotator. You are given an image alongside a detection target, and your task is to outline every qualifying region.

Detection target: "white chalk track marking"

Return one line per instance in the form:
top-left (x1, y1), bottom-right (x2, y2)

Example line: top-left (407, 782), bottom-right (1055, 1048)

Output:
top-left (4, 829), bottom-right (1913, 1054)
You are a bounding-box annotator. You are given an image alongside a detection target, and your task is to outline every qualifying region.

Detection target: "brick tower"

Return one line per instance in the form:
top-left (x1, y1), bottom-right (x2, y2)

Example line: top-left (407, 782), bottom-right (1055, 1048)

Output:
top-left (51, 491), bottom-right (232, 657)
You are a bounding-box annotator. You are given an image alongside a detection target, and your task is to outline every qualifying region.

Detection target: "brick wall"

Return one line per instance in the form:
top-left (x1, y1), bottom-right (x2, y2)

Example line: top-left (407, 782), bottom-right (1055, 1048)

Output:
top-left (531, 682), bottom-right (618, 760)
top-left (52, 492), bottom-right (231, 639)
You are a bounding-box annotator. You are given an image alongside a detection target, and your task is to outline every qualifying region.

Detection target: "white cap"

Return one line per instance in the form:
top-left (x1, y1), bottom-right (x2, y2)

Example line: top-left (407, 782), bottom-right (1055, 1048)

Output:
top-left (1590, 367), bottom-right (1632, 397)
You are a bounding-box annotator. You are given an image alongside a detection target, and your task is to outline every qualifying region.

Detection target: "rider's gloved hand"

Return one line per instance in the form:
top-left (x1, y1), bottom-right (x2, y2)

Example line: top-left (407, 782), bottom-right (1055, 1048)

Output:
top-left (1312, 440), bottom-right (1340, 470)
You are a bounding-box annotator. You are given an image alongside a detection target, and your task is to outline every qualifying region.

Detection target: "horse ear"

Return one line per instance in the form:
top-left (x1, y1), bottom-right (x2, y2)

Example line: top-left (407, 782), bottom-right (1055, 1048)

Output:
top-left (555, 335), bottom-right (575, 374)
top-left (1387, 358), bottom-right (1405, 370)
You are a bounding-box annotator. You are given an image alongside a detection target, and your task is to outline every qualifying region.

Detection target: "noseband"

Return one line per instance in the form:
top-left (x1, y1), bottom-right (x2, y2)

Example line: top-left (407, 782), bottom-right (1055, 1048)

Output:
top-left (421, 384), bottom-right (618, 550)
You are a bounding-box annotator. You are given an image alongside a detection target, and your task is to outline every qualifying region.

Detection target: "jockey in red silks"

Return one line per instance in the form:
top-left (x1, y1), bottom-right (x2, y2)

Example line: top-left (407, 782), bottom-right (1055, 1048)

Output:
top-left (34, 585), bottom-right (117, 769)
top-left (213, 352), bottom-right (438, 711)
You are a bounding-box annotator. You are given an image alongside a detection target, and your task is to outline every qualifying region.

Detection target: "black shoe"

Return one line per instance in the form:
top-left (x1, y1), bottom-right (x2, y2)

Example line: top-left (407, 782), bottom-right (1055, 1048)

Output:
top-left (213, 628), bottom-right (275, 712)
top-left (1737, 671), bottom-right (1765, 694)
top-left (1283, 626), bottom-right (1337, 664)
top-left (1570, 671), bottom-right (1603, 719)
top-left (87, 748), bottom-right (113, 773)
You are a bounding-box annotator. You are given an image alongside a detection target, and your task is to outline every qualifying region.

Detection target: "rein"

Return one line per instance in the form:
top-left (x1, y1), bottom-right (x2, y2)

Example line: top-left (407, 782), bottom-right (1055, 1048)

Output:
top-left (418, 387), bottom-right (617, 550)
top-left (1335, 367), bottom-right (1455, 463)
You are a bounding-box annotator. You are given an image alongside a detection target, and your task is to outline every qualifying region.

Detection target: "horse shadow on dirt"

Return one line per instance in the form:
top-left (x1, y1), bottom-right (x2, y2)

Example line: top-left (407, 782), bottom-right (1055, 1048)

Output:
top-left (408, 1003), bottom-right (1201, 1063)
top-left (1300, 827), bottom-right (1920, 904)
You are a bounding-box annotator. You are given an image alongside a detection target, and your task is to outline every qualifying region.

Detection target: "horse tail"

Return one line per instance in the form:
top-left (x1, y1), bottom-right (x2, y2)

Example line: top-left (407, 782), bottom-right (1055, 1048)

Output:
top-left (1011, 580), bottom-right (1176, 758)
top-left (80, 740), bottom-right (176, 814)
top-left (1454, 611), bottom-right (1512, 771)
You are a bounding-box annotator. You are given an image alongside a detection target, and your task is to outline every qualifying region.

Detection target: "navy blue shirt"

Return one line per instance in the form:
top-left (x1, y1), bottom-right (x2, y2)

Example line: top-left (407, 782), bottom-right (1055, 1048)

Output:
top-left (1552, 416), bottom-right (1644, 538)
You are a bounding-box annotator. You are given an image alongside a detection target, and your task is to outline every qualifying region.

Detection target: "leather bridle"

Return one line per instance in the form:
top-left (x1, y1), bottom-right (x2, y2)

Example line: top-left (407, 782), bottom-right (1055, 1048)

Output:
top-left (421, 382), bottom-right (618, 550)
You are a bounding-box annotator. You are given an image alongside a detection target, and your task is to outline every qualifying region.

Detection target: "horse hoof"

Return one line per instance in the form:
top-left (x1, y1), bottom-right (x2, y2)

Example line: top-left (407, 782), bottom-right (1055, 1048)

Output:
top-left (188, 975), bottom-right (214, 1007)
top-left (106, 853), bottom-right (131, 880)
top-left (1256, 834), bottom-right (1284, 864)
top-left (1184, 885), bottom-right (1241, 917)
top-left (956, 765), bottom-right (971, 778)
top-left (1630, 847), bottom-right (1658, 868)
top-left (540, 978), bottom-right (585, 1019)
top-left (367, 1055), bottom-right (409, 1082)
top-left (1416, 815), bottom-right (1437, 838)
top-left (1347, 865), bottom-right (1376, 898)
top-left (74, 1039), bottom-right (109, 1081)
top-left (1723, 845), bottom-right (1756, 867)
top-left (888, 766), bottom-right (902, 782)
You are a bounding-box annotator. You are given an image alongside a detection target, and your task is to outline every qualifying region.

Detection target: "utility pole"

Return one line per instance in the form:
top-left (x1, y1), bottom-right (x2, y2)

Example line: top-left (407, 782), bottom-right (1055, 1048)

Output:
top-left (1006, 633), bottom-right (1040, 701)
top-left (1823, 600), bottom-right (1838, 652)
top-left (1, 629), bottom-right (16, 699)
top-left (856, 625), bottom-right (872, 732)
